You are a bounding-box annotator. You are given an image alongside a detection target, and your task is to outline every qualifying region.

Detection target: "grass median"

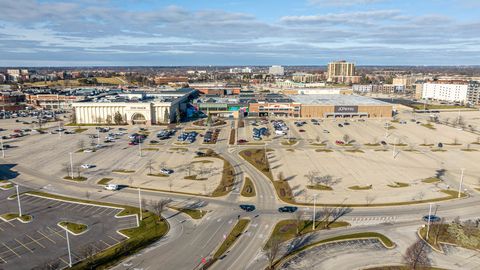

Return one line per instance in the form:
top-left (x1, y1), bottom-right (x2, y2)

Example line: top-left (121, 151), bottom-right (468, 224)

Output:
top-left (59, 221), bottom-right (88, 234)
top-left (240, 177), bottom-right (256, 197)
top-left (213, 219), bottom-right (250, 259)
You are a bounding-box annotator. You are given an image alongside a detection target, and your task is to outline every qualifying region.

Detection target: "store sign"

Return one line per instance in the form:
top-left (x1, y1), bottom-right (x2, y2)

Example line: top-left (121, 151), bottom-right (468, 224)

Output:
top-left (334, 106), bottom-right (358, 113)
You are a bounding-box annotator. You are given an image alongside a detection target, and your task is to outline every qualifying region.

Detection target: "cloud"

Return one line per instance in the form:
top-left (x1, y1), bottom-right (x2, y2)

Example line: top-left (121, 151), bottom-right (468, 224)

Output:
top-left (308, 0), bottom-right (386, 6)
top-left (281, 10), bottom-right (403, 25)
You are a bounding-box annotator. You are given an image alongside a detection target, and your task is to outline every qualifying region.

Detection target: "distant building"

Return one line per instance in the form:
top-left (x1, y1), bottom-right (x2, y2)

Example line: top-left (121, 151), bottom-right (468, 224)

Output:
top-left (372, 84), bottom-right (405, 94)
top-left (0, 91), bottom-right (26, 111)
top-left (268, 65), bottom-right (285, 76)
top-left (154, 76), bottom-right (189, 85)
top-left (229, 67), bottom-right (252, 74)
top-left (352, 84), bottom-right (373, 93)
top-left (0, 74), bottom-right (5, 83)
top-left (422, 81), bottom-right (469, 103)
top-left (26, 94), bottom-right (82, 110)
top-left (291, 73), bottom-right (323, 83)
top-left (327, 61), bottom-right (360, 84)
top-left (467, 81), bottom-right (480, 106)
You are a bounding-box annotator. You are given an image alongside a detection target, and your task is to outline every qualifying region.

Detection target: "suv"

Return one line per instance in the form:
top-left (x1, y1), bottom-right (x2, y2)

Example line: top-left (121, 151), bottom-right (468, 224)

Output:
top-left (239, 204), bottom-right (256, 212)
top-left (104, 184), bottom-right (119, 191)
top-left (160, 168), bottom-right (174, 175)
top-left (278, 206), bottom-right (298, 213)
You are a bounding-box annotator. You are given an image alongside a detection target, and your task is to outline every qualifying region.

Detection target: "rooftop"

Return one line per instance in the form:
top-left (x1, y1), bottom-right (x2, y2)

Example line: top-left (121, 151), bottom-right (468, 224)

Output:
top-left (289, 94), bottom-right (390, 106)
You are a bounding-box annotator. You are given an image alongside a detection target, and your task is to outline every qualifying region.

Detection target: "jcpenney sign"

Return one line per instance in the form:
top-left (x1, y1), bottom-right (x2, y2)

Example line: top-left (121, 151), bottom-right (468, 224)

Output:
top-left (334, 106), bottom-right (358, 113)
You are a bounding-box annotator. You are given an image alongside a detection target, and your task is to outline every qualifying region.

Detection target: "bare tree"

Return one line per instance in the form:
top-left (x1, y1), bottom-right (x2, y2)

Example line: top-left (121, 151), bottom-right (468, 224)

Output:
top-left (85, 191), bottom-right (91, 200)
top-left (149, 199), bottom-right (170, 223)
top-left (432, 218), bottom-right (445, 246)
top-left (327, 206), bottom-right (352, 228)
top-left (265, 237), bottom-right (281, 270)
top-left (277, 172), bottom-right (285, 182)
top-left (80, 244), bottom-right (98, 269)
top-left (343, 134), bottom-right (350, 144)
top-left (403, 239), bottom-right (430, 269)
top-left (146, 159), bottom-right (154, 175)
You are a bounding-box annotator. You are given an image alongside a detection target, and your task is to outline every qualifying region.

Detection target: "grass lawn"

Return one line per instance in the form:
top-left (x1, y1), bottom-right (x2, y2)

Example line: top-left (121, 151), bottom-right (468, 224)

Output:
top-left (0, 183), bottom-right (14, 189)
top-left (306, 184), bottom-right (333, 191)
top-left (169, 147), bottom-right (188, 152)
top-left (74, 128), bottom-right (88, 133)
top-left (241, 177), bottom-right (256, 197)
top-left (310, 143), bottom-right (326, 146)
top-left (387, 182), bottom-right (410, 188)
top-left (213, 219), bottom-right (250, 259)
top-left (420, 143), bottom-right (434, 147)
top-left (142, 148), bottom-right (159, 151)
top-left (97, 178), bottom-right (113, 185)
top-left (1, 213), bottom-right (31, 221)
top-left (411, 103), bottom-right (467, 110)
top-left (59, 221), bottom-right (88, 234)
top-left (345, 149), bottom-right (364, 153)
top-left (184, 175), bottom-right (207, 181)
top-left (461, 148), bottom-right (478, 152)
top-left (348, 185), bottom-right (372, 190)
top-left (364, 143), bottom-right (380, 146)
top-left (422, 177), bottom-right (441, 184)
top-left (315, 149), bottom-right (333, 152)
top-left (63, 176), bottom-right (87, 181)
top-left (147, 173), bottom-right (169, 178)
top-left (421, 123), bottom-right (436, 130)
top-left (112, 169), bottom-right (135, 173)
top-left (365, 266), bottom-right (446, 270)
top-left (195, 150), bottom-right (236, 197)
top-left (266, 220), bottom-right (350, 247)
top-left (169, 206), bottom-right (206, 219)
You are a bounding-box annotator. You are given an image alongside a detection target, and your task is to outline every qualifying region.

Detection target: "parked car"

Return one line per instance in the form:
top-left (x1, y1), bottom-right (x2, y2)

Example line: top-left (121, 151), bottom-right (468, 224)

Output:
top-left (104, 184), bottom-right (119, 191)
top-left (81, 164), bottom-right (95, 169)
top-left (380, 141), bottom-right (387, 145)
top-left (160, 168), bottom-right (174, 175)
top-left (335, 140), bottom-right (344, 145)
top-left (239, 204), bottom-right (256, 212)
top-left (338, 124), bottom-right (344, 127)
top-left (299, 129), bottom-right (306, 133)
top-left (278, 206), bottom-right (298, 213)
top-left (237, 139), bottom-right (248, 144)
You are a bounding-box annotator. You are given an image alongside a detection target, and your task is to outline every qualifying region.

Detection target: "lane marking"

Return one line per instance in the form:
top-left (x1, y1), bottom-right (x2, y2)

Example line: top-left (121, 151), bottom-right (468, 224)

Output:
top-left (14, 239), bottom-right (33, 253)
top-left (26, 234), bottom-right (45, 248)
top-left (2, 243), bottom-right (20, 258)
top-left (0, 255), bottom-right (6, 264)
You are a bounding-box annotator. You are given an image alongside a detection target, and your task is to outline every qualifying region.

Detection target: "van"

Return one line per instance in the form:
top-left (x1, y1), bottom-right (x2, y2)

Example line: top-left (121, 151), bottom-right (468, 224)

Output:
top-left (104, 184), bottom-right (119, 191)
top-left (275, 130), bottom-right (286, 135)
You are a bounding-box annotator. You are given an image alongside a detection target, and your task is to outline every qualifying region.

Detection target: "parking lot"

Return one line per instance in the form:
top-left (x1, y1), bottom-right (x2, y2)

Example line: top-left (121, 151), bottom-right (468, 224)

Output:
top-left (0, 187), bottom-right (137, 269)
top-left (280, 238), bottom-right (388, 270)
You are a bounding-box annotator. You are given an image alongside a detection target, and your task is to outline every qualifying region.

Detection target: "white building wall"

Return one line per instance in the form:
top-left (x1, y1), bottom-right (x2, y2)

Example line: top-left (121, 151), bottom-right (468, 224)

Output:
top-left (422, 83), bottom-right (468, 103)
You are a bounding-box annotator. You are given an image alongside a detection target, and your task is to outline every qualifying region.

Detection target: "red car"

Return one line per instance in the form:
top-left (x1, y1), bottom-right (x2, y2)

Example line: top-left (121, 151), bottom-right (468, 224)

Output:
top-left (299, 129), bottom-right (306, 132)
top-left (335, 140), bottom-right (344, 145)
top-left (237, 139), bottom-right (248, 144)
top-left (128, 141), bottom-right (137, 145)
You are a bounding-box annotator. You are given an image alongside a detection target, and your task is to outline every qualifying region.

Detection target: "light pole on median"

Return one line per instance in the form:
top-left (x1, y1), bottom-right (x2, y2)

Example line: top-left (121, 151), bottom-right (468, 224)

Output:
top-left (15, 185), bottom-right (22, 217)
top-left (312, 194), bottom-right (318, 230)
top-left (459, 168), bottom-right (465, 198)
top-left (0, 137), bottom-right (5, 158)
top-left (426, 203), bottom-right (433, 240)
top-left (65, 228), bottom-right (72, 267)
top-left (97, 129), bottom-right (100, 145)
top-left (392, 138), bottom-right (397, 159)
top-left (139, 141), bottom-right (142, 157)
top-left (69, 152), bottom-right (74, 179)
top-left (138, 188), bottom-right (143, 221)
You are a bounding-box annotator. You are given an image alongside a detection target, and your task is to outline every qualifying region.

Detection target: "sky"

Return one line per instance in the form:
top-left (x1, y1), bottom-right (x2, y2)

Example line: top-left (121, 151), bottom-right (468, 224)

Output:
top-left (1, 0), bottom-right (480, 67)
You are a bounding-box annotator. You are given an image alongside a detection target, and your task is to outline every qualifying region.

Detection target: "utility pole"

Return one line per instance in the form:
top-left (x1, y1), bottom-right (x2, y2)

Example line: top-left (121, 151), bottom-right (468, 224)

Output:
top-left (65, 228), bottom-right (72, 267)
top-left (15, 185), bottom-right (22, 216)
top-left (426, 203), bottom-right (433, 240)
top-left (392, 138), bottom-right (397, 159)
top-left (138, 188), bottom-right (143, 221)
top-left (97, 129), bottom-right (100, 145)
top-left (69, 152), bottom-right (74, 178)
top-left (0, 137), bottom-right (5, 158)
top-left (459, 168), bottom-right (465, 198)
top-left (58, 122), bottom-right (62, 138)
top-left (312, 194), bottom-right (317, 230)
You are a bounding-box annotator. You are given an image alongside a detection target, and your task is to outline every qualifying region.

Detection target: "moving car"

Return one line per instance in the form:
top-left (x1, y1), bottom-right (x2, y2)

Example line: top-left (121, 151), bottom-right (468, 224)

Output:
top-left (423, 215), bottom-right (441, 222)
top-left (239, 204), bottom-right (256, 212)
top-left (278, 206), bottom-right (298, 213)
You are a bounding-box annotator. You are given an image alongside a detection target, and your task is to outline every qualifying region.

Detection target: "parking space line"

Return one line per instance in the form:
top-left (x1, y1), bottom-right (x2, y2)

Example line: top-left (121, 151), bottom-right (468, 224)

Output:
top-left (4, 221), bottom-right (14, 227)
top-left (108, 236), bottom-right (121, 243)
top-left (90, 207), bottom-right (104, 215)
top-left (100, 240), bottom-right (111, 248)
top-left (24, 196), bottom-right (43, 204)
top-left (26, 234), bottom-right (45, 248)
top-left (37, 230), bottom-right (56, 244)
top-left (14, 239), bottom-right (33, 253)
top-left (97, 208), bottom-right (111, 215)
top-left (47, 227), bottom-right (66, 240)
top-left (59, 257), bottom-right (69, 265)
top-left (0, 255), bottom-right (6, 264)
top-left (77, 205), bottom-right (90, 211)
top-left (48, 201), bottom-right (63, 208)
top-left (2, 243), bottom-right (20, 258)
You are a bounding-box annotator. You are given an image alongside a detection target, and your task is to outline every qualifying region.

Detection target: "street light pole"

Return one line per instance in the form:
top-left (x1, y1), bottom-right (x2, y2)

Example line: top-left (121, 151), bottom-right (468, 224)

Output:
top-left (15, 185), bottom-right (22, 217)
top-left (97, 129), bottom-right (100, 145)
top-left (459, 168), bottom-right (465, 198)
top-left (65, 228), bottom-right (72, 267)
top-left (312, 194), bottom-right (317, 230)
top-left (0, 137), bottom-right (5, 158)
top-left (138, 188), bottom-right (143, 221)
top-left (138, 141), bottom-right (142, 157)
top-left (69, 152), bottom-right (74, 178)
top-left (426, 203), bottom-right (432, 240)
top-left (393, 138), bottom-right (397, 158)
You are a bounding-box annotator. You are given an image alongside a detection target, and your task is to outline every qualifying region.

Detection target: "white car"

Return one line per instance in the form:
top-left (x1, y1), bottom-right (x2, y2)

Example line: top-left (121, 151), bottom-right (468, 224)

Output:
top-left (83, 149), bottom-right (93, 153)
top-left (104, 184), bottom-right (119, 191)
top-left (81, 164), bottom-right (94, 169)
top-left (160, 168), bottom-right (174, 175)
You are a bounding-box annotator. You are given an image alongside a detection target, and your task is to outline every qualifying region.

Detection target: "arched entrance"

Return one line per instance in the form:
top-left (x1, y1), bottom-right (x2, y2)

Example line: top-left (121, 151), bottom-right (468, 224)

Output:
top-left (131, 113), bottom-right (147, 125)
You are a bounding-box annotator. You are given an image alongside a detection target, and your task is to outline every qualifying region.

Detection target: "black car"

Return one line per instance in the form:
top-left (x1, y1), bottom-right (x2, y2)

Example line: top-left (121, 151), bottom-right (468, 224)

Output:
top-left (423, 215), bottom-right (440, 222)
top-left (338, 124), bottom-right (343, 127)
top-left (239, 204), bottom-right (256, 212)
top-left (278, 206), bottom-right (298, 213)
